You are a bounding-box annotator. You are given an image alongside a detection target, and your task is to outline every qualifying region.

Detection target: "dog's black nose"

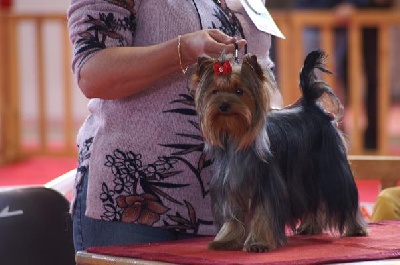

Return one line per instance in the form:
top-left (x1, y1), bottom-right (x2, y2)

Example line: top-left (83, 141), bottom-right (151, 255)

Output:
top-left (219, 102), bottom-right (230, 112)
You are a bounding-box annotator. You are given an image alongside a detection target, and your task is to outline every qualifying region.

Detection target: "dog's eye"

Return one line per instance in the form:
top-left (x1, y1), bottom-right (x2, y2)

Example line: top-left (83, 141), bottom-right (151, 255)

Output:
top-left (235, 89), bottom-right (243, 95)
top-left (212, 90), bottom-right (219, 94)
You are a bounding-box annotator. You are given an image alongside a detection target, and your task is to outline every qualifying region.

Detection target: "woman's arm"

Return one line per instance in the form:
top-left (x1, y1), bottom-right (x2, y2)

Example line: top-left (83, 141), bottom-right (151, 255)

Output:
top-left (79, 30), bottom-right (246, 100)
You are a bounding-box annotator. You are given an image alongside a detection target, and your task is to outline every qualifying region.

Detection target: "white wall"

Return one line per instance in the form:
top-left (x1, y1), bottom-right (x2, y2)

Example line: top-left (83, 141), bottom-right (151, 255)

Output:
top-left (11, 0), bottom-right (88, 145)
top-left (14, 0), bottom-right (69, 12)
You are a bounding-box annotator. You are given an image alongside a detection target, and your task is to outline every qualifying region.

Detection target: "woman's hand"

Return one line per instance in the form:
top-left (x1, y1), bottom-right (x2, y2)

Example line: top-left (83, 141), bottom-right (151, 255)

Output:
top-left (180, 29), bottom-right (247, 67)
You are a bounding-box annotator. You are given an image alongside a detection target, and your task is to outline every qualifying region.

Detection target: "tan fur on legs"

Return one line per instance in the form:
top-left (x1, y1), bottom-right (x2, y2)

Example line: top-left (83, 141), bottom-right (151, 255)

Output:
top-left (243, 208), bottom-right (283, 253)
top-left (208, 219), bottom-right (246, 250)
top-left (296, 213), bottom-right (323, 235)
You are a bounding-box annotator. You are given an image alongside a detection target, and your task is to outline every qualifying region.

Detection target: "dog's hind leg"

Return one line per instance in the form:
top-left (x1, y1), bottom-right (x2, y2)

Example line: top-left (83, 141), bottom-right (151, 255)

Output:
top-left (208, 218), bottom-right (246, 250)
top-left (296, 207), bottom-right (330, 235)
top-left (345, 208), bottom-right (368, 236)
top-left (296, 213), bottom-right (323, 235)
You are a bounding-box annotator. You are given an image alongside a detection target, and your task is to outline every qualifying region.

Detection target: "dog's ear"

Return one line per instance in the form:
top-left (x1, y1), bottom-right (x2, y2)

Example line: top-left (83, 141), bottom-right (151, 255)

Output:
top-left (188, 56), bottom-right (214, 96)
top-left (196, 56), bottom-right (215, 76)
top-left (242, 54), bottom-right (264, 80)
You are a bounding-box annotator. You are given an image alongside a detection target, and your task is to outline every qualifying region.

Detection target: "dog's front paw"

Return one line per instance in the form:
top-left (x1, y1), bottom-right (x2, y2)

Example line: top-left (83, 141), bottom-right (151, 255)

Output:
top-left (208, 220), bottom-right (246, 251)
top-left (243, 243), bottom-right (269, 253)
top-left (243, 233), bottom-right (275, 253)
top-left (208, 239), bottom-right (242, 251)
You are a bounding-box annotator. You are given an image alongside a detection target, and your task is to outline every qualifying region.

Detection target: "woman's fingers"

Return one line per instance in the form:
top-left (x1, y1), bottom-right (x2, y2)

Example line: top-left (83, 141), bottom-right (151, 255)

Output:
top-left (208, 41), bottom-right (247, 58)
top-left (182, 29), bottom-right (247, 65)
top-left (208, 29), bottom-right (236, 44)
top-left (206, 30), bottom-right (247, 57)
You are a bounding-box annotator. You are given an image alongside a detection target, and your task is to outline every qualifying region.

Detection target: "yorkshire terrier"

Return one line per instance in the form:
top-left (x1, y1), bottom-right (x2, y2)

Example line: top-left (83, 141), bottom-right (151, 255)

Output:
top-left (189, 50), bottom-right (368, 253)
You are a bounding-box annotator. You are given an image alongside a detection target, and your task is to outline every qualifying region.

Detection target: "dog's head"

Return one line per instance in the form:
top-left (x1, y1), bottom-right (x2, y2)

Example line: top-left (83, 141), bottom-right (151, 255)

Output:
top-left (189, 54), bottom-right (277, 150)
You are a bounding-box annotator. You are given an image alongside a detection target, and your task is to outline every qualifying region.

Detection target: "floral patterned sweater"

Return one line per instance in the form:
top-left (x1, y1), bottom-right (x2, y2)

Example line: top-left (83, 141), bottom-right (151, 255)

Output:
top-left (68, 0), bottom-right (273, 236)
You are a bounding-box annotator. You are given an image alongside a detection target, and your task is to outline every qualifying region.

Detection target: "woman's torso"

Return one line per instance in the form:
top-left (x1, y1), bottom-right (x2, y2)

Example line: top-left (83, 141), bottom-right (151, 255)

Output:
top-left (70, 0), bottom-right (272, 235)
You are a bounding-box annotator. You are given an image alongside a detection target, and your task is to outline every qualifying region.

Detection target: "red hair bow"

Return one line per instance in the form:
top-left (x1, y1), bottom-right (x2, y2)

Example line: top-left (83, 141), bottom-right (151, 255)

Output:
top-left (213, 61), bottom-right (232, 76)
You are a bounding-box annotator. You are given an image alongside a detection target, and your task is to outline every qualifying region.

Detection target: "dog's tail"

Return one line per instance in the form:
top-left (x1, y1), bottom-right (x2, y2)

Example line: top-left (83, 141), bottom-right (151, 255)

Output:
top-left (299, 50), bottom-right (342, 117)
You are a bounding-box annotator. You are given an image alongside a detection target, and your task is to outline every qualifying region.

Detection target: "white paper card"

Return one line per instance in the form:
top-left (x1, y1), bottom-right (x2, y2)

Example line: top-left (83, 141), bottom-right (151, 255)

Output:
top-left (239, 0), bottom-right (285, 39)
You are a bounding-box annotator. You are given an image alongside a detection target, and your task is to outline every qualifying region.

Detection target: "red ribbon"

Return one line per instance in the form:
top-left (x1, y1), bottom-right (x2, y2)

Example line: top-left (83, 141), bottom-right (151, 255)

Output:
top-left (213, 61), bottom-right (232, 76)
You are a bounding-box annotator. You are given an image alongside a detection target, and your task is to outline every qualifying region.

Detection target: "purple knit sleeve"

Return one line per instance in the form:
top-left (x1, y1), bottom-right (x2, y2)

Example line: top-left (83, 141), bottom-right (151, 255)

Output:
top-left (67, 0), bottom-right (138, 81)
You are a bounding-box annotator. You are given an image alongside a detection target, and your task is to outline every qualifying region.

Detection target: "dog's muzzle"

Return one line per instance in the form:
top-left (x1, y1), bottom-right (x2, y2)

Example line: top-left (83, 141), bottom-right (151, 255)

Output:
top-left (219, 102), bottom-right (230, 112)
